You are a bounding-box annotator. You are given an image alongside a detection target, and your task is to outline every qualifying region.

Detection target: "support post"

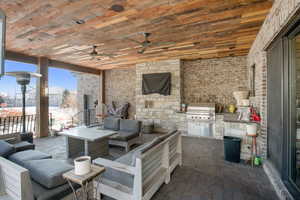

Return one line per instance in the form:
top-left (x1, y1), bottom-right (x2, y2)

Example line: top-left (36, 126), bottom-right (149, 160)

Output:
top-left (21, 85), bottom-right (26, 133)
top-left (99, 71), bottom-right (105, 115)
top-left (36, 57), bottom-right (49, 138)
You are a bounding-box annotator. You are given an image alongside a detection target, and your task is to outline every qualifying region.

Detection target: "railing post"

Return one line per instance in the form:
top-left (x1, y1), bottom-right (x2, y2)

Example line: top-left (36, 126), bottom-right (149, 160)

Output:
top-left (50, 113), bottom-right (53, 131)
top-left (87, 109), bottom-right (91, 126)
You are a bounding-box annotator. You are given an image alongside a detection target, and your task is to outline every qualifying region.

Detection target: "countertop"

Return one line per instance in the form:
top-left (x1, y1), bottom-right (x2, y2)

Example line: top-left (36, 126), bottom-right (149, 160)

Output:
top-left (175, 111), bottom-right (260, 124)
top-left (217, 113), bottom-right (259, 124)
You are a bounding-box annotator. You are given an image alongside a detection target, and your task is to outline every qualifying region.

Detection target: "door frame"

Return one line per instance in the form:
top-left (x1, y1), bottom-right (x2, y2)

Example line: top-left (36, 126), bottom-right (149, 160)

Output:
top-left (266, 11), bottom-right (300, 198)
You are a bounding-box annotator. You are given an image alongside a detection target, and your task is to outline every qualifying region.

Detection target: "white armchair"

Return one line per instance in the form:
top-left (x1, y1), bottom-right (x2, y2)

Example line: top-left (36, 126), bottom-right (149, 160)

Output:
top-left (93, 131), bottom-right (182, 200)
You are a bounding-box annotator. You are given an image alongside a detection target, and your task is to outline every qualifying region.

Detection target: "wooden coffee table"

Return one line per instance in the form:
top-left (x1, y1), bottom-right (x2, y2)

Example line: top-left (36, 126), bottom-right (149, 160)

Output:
top-left (60, 127), bottom-right (116, 160)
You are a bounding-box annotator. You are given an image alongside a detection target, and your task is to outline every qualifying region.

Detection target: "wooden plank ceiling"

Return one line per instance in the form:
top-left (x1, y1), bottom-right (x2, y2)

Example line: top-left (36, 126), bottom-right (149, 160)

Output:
top-left (1, 0), bottom-right (272, 70)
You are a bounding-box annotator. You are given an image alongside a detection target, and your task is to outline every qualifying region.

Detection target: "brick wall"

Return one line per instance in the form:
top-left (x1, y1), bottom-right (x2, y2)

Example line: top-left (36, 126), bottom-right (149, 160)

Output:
top-left (248, 1), bottom-right (300, 198)
top-left (105, 68), bottom-right (136, 119)
top-left (183, 56), bottom-right (248, 105)
top-left (248, 0), bottom-right (300, 160)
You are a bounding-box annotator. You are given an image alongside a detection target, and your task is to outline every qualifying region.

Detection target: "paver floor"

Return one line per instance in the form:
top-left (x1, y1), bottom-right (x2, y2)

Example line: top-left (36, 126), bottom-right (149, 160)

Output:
top-left (34, 135), bottom-right (278, 200)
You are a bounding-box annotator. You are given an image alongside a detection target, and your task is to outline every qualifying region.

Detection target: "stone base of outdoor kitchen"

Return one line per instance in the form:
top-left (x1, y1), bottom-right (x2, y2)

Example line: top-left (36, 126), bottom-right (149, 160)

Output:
top-left (34, 135), bottom-right (278, 200)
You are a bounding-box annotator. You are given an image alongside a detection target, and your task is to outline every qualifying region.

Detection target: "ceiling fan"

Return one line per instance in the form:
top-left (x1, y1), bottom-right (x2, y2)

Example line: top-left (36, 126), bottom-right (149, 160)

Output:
top-left (126, 32), bottom-right (174, 54)
top-left (89, 45), bottom-right (116, 60)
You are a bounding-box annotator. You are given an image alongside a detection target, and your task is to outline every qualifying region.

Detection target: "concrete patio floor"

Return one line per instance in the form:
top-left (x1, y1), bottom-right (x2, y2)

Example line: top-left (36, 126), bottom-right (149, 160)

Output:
top-left (34, 135), bottom-right (278, 200)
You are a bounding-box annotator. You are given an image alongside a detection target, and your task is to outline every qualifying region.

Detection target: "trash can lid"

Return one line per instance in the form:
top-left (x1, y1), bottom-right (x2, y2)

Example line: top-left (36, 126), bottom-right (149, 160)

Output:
top-left (223, 136), bottom-right (241, 141)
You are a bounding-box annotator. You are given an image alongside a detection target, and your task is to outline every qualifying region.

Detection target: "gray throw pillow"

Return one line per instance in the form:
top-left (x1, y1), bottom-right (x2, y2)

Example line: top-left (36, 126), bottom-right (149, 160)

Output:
top-left (0, 140), bottom-right (16, 158)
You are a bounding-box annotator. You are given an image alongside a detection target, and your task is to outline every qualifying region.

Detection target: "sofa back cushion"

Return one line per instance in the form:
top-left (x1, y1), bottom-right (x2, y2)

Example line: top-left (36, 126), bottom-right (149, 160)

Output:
top-left (130, 129), bottom-right (178, 165)
top-left (120, 119), bottom-right (141, 133)
top-left (8, 150), bottom-right (52, 167)
top-left (103, 142), bottom-right (156, 188)
top-left (0, 140), bottom-right (15, 158)
top-left (157, 129), bottom-right (177, 141)
top-left (104, 117), bottom-right (120, 131)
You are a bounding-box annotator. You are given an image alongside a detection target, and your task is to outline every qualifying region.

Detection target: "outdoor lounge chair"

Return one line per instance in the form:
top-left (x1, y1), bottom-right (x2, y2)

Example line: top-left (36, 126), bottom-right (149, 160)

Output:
top-left (0, 133), bottom-right (35, 152)
top-left (104, 118), bottom-right (142, 152)
top-left (93, 130), bottom-right (182, 200)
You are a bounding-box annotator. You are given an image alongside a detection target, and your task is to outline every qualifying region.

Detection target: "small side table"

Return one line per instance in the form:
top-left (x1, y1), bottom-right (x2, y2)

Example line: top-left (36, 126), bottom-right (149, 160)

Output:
top-left (249, 135), bottom-right (257, 167)
top-left (63, 164), bottom-right (105, 200)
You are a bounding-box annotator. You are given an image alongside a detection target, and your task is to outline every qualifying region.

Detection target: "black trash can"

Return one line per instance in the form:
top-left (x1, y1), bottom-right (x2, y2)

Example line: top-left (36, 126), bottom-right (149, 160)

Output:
top-left (224, 136), bottom-right (241, 163)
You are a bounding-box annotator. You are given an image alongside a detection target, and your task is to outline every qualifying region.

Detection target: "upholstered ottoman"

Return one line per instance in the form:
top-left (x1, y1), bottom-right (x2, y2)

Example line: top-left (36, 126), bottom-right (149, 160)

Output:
top-left (24, 159), bottom-right (73, 189)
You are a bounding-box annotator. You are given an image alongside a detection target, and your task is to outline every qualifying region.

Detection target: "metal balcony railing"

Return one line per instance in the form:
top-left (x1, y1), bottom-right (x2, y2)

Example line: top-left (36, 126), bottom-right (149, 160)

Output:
top-left (0, 113), bottom-right (53, 136)
top-left (71, 109), bottom-right (99, 127)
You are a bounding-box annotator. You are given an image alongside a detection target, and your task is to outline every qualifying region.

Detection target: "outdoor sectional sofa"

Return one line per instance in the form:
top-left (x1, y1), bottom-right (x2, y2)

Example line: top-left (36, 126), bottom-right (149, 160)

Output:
top-left (93, 129), bottom-right (182, 200)
top-left (103, 117), bottom-right (142, 152)
top-left (0, 140), bottom-right (77, 200)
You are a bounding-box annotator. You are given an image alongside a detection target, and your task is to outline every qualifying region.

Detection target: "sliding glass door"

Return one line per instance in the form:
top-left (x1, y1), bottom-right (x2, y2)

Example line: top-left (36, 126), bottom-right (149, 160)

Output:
top-left (291, 34), bottom-right (300, 188)
top-left (267, 23), bottom-right (300, 198)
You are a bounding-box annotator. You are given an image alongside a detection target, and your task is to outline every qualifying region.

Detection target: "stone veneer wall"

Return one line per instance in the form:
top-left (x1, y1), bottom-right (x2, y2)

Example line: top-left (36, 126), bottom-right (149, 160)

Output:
top-left (76, 73), bottom-right (100, 111)
top-left (136, 59), bottom-right (187, 132)
top-left (105, 68), bottom-right (136, 119)
top-left (182, 56), bottom-right (248, 105)
top-left (248, 0), bottom-right (300, 199)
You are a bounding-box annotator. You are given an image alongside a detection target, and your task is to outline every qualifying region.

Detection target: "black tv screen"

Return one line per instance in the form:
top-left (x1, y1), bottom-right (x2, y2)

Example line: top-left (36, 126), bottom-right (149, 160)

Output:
top-left (142, 72), bottom-right (171, 95)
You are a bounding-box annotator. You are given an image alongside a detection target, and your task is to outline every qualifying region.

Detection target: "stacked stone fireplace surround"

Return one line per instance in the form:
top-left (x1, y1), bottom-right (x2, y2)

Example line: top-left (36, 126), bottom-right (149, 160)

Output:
top-left (135, 60), bottom-right (186, 132)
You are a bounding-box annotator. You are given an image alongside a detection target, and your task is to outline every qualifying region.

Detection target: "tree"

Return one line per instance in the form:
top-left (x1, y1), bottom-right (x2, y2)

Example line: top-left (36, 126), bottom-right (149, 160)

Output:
top-left (0, 95), bottom-right (6, 108)
top-left (0, 95), bottom-right (4, 104)
top-left (61, 89), bottom-right (71, 108)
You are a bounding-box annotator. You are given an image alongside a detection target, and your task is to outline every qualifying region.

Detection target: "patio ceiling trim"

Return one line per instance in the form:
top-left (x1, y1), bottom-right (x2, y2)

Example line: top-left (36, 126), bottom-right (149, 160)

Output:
top-left (5, 50), bottom-right (101, 75)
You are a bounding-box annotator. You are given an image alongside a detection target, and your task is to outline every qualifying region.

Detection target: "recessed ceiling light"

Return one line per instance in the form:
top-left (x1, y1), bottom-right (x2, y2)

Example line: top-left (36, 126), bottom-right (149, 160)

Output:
top-left (111, 4), bottom-right (124, 12)
top-left (75, 19), bottom-right (85, 24)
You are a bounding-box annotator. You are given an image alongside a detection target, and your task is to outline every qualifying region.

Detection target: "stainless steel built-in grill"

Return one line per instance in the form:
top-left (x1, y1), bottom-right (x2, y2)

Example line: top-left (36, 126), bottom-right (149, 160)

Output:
top-left (187, 103), bottom-right (215, 137)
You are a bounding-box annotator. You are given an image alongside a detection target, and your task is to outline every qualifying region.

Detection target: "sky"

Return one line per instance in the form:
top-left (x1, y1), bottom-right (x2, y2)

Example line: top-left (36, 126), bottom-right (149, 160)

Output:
top-left (0, 60), bottom-right (77, 97)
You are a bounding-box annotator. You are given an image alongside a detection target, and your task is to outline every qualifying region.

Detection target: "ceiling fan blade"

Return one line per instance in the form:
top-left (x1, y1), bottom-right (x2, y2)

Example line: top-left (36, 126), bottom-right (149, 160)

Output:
top-left (138, 47), bottom-right (147, 54)
top-left (150, 41), bottom-right (175, 46)
top-left (93, 53), bottom-right (115, 58)
top-left (126, 37), bottom-right (143, 45)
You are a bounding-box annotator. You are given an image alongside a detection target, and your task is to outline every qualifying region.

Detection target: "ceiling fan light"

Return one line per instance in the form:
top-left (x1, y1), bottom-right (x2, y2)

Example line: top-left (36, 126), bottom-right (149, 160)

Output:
top-left (75, 19), bottom-right (85, 24)
top-left (111, 4), bottom-right (125, 12)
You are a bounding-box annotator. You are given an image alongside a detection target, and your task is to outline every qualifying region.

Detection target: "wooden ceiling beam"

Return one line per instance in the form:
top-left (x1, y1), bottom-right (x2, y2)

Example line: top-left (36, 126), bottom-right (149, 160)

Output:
top-left (6, 50), bottom-right (38, 65)
top-left (48, 60), bottom-right (101, 75)
top-left (5, 50), bottom-right (100, 75)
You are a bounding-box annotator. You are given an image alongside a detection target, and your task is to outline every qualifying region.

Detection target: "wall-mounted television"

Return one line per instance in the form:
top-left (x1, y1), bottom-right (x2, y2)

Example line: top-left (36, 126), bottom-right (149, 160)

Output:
top-left (142, 72), bottom-right (171, 95)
